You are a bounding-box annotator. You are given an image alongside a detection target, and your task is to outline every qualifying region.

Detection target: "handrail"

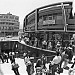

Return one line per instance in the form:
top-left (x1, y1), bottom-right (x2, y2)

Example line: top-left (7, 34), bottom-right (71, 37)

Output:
top-left (18, 40), bottom-right (56, 53)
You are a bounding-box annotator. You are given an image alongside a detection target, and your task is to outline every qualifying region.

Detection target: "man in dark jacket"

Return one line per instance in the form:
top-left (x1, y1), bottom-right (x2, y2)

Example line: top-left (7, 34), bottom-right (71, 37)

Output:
top-left (60, 49), bottom-right (69, 69)
top-left (35, 59), bottom-right (42, 68)
top-left (41, 54), bottom-right (46, 69)
top-left (0, 52), bottom-right (4, 63)
top-left (11, 58), bottom-right (20, 75)
top-left (35, 59), bottom-right (42, 75)
top-left (67, 47), bottom-right (73, 63)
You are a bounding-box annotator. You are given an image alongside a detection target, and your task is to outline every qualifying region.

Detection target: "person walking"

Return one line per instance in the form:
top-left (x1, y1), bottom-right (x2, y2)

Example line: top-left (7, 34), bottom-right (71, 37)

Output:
top-left (68, 58), bottom-right (75, 75)
top-left (35, 59), bottom-right (42, 75)
top-left (51, 51), bottom-right (61, 75)
top-left (9, 52), bottom-right (15, 63)
top-left (41, 54), bottom-right (47, 69)
top-left (42, 40), bottom-right (47, 49)
top-left (11, 58), bottom-right (20, 75)
top-left (48, 41), bottom-right (52, 50)
top-left (60, 48), bottom-right (69, 69)
top-left (24, 54), bottom-right (32, 75)
top-left (67, 46), bottom-right (73, 63)
top-left (0, 52), bottom-right (4, 63)
top-left (3, 53), bottom-right (9, 63)
top-left (23, 52), bottom-right (27, 60)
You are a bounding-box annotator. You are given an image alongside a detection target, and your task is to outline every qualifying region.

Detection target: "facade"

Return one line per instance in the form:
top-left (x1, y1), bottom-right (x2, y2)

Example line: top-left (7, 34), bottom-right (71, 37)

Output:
top-left (0, 12), bottom-right (19, 37)
top-left (23, 1), bottom-right (75, 47)
top-left (23, 2), bottom-right (75, 32)
top-left (18, 29), bottom-right (23, 36)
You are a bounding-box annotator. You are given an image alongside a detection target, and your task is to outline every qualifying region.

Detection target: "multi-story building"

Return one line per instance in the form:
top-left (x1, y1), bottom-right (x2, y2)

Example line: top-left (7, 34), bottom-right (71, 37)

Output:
top-left (23, 1), bottom-right (75, 47)
top-left (0, 12), bottom-right (19, 37)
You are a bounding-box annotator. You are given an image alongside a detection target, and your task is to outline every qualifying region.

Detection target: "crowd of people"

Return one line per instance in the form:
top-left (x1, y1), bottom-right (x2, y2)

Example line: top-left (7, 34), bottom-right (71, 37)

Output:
top-left (23, 38), bottom-right (75, 75)
top-left (23, 36), bottom-right (75, 51)
top-left (23, 52), bottom-right (47, 75)
top-left (0, 36), bottom-right (75, 75)
top-left (0, 52), bottom-right (20, 75)
top-left (19, 36), bottom-right (75, 75)
top-left (0, 44), bottom-right (75, 75)
top-left (0, 52), bottom-right (9, 63)
top-left (24, 36), bottom-right (53, 50)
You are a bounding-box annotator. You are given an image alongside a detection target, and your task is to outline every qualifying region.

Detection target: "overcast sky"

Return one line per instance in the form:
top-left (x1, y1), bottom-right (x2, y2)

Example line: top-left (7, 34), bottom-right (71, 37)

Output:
top-left (0, 0), bottom-right (75, 29)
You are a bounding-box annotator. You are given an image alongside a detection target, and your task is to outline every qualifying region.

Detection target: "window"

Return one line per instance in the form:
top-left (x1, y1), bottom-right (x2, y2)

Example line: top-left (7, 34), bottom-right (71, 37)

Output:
top-left (1, 27), bottom-right (3, 30)
top-left (39, 16), bottom-right (43, 22)
top-left (0, 15), bottom-right (3, 18)
top-left (4, 15), bottom-right (8, 19)
top-left (7, 27), bottom-right (9, 30)
top-left (43, 15), bottom-right (48, 21)
top-left (8, 27), bottom-right (11, 30)
top-left (0, 22), bottom-right (5, 24)
top-left (53, 15), bottom-right (57, 19)
top-left (57, 15), bottom-right (62, 19)
top-left (14, 27), bottom-right (19, 29)
top-left (28, 19), bottom-right (35, 25)
top-left (48, 16), bottom-right (52, 20)
top-left (10, 16), bottom-right (14, 19)
top-left (6, 22), bottom-right (8, 24)
top-left (9, 23), bottom-right (14, 25)
top-left (11, 27), bottom-right (14, 30)
top-left (4, 27), bottom-right (7, 30)
top-left (15, 17), bottom-right (19, 20)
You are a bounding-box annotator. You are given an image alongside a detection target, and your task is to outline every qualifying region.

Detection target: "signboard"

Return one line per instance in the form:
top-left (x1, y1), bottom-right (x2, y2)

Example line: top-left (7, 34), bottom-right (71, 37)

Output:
top-left (43, 20), bottom-right (55, 25)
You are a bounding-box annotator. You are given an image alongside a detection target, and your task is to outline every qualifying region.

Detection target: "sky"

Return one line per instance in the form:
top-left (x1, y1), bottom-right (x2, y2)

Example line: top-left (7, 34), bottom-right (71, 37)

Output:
top-left (0, 0), bottom-right (75, 29)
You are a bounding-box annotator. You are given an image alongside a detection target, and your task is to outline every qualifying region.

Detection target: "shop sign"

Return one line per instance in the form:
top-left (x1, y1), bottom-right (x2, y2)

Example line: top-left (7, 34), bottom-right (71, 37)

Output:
top-left (43, 20), bottom-right (55, 25)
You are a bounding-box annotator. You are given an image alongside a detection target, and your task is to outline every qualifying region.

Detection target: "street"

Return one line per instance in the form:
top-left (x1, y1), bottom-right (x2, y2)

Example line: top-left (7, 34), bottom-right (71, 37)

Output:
top-left (0, 58), bottom-right (28, 75)
top-left (0, 56), bottom-right (75, 75)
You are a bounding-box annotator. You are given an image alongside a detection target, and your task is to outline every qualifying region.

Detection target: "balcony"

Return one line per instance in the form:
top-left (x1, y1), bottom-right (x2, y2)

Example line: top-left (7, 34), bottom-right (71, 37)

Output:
top-left (0, 29), bottom-right (19, 32)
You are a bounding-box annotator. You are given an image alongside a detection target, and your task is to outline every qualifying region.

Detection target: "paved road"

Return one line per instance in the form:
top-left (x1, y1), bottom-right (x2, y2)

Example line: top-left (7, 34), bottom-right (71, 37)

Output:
top-left (0, 58), bottom-right (28, 75)
top-left (0, 56), bottom-right (75, 75)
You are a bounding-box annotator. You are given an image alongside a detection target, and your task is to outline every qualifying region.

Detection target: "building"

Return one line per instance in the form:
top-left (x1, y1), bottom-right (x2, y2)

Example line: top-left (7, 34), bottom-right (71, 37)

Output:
top-left (0, 12), bottom-right (19, 37)
top-left (17, 1), bottom-right (75, 57)
top-left (23, 2), bottom-right (75, 44)
top-left (18, 29), bottom-right (23, 36)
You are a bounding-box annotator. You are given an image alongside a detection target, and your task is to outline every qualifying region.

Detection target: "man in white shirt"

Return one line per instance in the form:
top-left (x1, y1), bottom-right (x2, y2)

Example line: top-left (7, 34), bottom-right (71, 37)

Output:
top-left (42, 40), bottom-right (47, 49)
top-left (51, 55), bottom-right (61, 65)
top-left (51, 51), bottom-right (61, 75)
top-left (48, 41), bottom-right (52, 50)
